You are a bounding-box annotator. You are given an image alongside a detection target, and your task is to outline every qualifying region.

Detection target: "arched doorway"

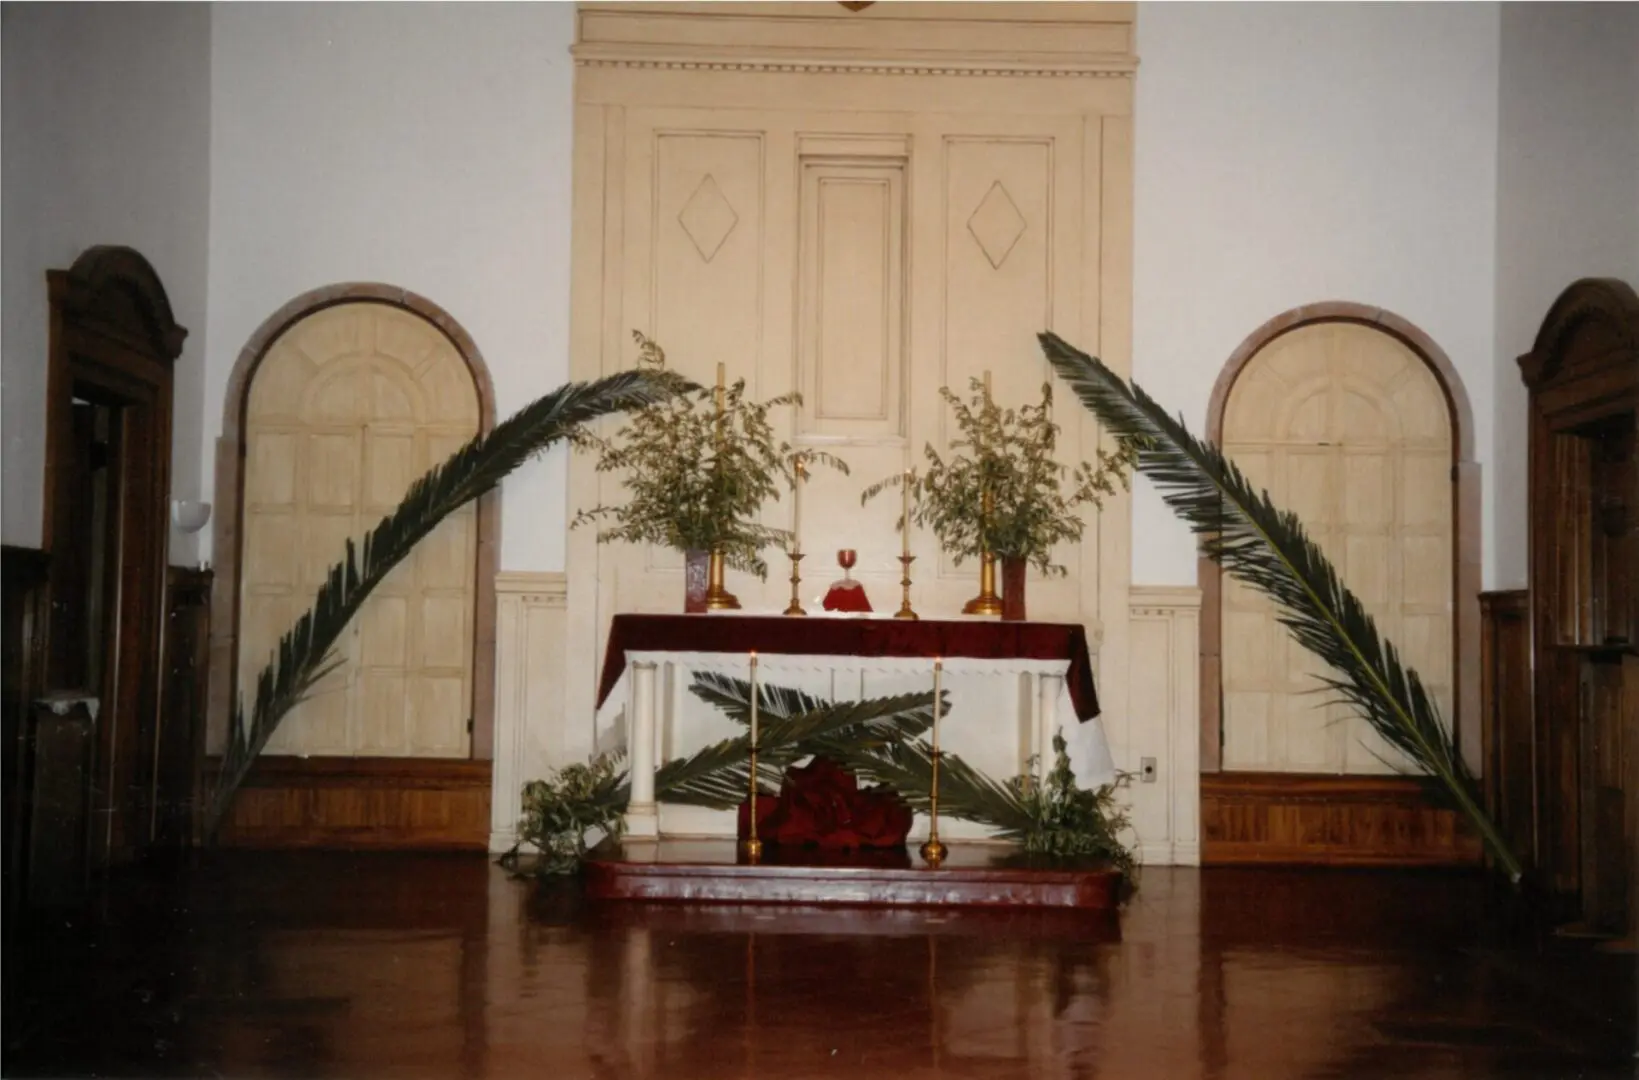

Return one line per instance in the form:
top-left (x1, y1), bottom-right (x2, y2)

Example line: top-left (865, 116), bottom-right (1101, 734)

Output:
top-left (206, 285), bottom-right (499, 845)
top-left (1199, 304), bottom-right (1481, 861)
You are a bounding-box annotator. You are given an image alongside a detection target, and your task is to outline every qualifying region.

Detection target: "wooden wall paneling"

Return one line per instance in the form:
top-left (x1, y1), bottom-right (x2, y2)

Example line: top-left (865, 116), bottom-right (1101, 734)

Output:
top-left (3, 546), bottom-right (53, 927)
top-left (158, 567), bottom-right (212, 850)
top-left (1200, 773), bottom-right (1482, 867)
top-left (1479, 589), bottom-right (1533, 873)
top-left (210, 757), bottom-right (491, 850)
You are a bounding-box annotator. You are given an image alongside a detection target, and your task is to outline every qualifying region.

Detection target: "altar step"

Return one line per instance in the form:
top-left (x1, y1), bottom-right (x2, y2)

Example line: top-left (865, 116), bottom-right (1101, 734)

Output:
top-left (582, 839), bottom-right (1123, 912)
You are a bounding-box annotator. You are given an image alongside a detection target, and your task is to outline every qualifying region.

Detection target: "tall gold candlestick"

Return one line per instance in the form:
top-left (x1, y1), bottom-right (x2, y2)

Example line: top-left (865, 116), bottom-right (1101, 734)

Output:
top-left (705, 363), bottom-right (742, 611)
top-left (920, 658), bottom-right (947, 866)
top-left (742, 651), bottom-right (763, 861)
top-left (962, 372), bottom-right (1002, 616)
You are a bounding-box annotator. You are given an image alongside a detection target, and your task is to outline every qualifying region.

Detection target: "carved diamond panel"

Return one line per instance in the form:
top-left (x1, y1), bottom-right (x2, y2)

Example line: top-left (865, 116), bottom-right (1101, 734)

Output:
top-left (677, 174), bottom-right (739, 262)
top-left (966, 181), bottom-right (1027, 269)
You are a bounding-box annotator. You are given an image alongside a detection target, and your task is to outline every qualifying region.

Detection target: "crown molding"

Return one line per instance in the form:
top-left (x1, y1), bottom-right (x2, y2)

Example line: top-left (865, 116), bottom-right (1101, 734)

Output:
top-left (574, 2), bottom-right (1137, 80)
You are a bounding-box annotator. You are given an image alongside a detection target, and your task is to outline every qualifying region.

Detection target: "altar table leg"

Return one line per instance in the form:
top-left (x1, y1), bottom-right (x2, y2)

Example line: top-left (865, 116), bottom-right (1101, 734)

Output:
top-left (1036, 673), bottom-right (1063, 782)
top-left (627, 661), bottom-right (659, 839)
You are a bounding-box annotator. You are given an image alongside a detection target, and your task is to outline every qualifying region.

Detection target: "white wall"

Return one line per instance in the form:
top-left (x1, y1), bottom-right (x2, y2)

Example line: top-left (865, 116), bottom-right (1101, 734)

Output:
top-left (1492, 3), bottom-right (1639, 589)
top-left (202, 2), bottom-right (577, 571)
top-left (1131, 2), bottom-right (1502, 587)
top-left (1, 2), bottom-right (212, 561)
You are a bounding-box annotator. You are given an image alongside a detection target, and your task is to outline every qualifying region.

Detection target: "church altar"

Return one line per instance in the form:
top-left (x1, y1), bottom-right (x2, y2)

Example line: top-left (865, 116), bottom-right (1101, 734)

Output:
top-left (595, 613), bottom-right (1113, 840)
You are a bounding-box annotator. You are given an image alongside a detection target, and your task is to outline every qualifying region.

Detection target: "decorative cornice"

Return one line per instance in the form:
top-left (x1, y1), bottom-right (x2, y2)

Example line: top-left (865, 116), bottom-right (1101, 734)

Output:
top-left (574, 55), bottom-right (1136, 78)
top-left (495, 570), bottom-right (568, 606)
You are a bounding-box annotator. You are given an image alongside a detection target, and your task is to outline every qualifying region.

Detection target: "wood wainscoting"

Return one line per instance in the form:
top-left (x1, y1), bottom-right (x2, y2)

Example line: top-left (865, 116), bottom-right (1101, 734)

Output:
top-left (208, 757), bottom-right (491, 850)
top-left (1201, 773), bottom-right (1481, 866)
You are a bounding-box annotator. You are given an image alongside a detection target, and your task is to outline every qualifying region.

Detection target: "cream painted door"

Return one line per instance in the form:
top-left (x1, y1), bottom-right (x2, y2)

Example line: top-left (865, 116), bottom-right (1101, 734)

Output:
top-left (1220, 322), bottom-right (1453, 774)
top-left (598, 107), bottom-right (1099, 623)
top-left (239, 303), bottom-right (480, 757)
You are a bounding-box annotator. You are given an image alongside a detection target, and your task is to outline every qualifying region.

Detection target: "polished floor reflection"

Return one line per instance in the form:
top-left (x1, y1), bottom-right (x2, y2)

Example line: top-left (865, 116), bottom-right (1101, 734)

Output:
top-left (4, 852), bottom-right (1634, 1079)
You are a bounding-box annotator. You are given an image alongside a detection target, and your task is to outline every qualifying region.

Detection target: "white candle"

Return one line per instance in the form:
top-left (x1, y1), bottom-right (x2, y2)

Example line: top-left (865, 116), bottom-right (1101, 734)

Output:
top-left (932, 657), bottom-right (942, 753)
top-left (791, 455), bottom-right (804, 556)
top-left (749, 651), bottom-right (759, 747)
top-left (901, 469), bottom-right (913, 558)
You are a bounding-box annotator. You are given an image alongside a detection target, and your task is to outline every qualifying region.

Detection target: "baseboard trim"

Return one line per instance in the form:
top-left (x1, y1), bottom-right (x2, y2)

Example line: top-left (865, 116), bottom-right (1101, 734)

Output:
top-left (207, 755), bottom-right (492, 851)
top-left (1201, 771), bottom-right (1481, 867)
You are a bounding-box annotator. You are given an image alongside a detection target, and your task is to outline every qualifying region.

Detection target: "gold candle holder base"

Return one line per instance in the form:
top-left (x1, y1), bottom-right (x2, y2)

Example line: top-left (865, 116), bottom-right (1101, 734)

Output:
top-left (919, 837), bottom-right (947, 866)
top-left (783, 551), bottom-right (806, 616)
top-left (705, 548), bottom-right (741, 611)
top-left (740, 836), bottom-right (764, 861)
top-left (961, 552), bottom-right (1003, 616)
top-left (893, 553), bottom-right (918, 620)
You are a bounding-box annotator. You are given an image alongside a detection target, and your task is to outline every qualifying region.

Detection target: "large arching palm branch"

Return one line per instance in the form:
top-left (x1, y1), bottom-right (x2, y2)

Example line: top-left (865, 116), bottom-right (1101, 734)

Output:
top-left (205, 369), bottom-right (686, 837)
top-left (1036, 330), bottom-right (1522, 882)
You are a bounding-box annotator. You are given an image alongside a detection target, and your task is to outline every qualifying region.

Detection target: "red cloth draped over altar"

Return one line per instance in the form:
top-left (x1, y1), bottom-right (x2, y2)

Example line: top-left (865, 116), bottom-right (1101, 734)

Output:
top-left (595, 614), bottom-right (1101, 721)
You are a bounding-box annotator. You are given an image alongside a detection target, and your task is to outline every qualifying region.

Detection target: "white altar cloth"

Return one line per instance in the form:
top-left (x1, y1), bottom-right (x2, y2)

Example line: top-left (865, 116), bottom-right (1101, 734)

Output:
top-left (596, 649), bottom-right (1115, 839)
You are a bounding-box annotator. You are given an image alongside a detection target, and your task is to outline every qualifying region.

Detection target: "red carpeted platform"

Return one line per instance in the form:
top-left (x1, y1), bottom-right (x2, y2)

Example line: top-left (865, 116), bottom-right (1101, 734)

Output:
top-left (582, 839), bottom-right (1123, 911)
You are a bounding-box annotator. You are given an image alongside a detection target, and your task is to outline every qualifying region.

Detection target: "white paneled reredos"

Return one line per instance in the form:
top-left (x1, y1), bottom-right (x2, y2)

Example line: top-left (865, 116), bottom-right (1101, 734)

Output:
top-left (1220, 322), bottom-right (1455, 774)
top-left (240, 302), bottom-right (480, 757)
top-left (558, 2), bottom-right (1141, 817)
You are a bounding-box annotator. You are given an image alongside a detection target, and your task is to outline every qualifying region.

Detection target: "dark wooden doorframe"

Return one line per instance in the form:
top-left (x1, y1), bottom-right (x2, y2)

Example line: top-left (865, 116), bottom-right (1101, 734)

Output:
top-left (43, 246), bottom-right (186, 867)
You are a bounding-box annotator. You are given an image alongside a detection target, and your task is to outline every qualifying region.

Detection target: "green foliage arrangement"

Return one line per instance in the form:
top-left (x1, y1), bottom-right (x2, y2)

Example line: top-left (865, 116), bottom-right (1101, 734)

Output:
top-left (205, 369), bottom-right (683, 838)
top-left (861, 377), bottom-right (1138, 575)
top-left (573, 332), bottom-right (847, 578)
top-left (1014, 734), bottom-right (1135, 873)
top-left (1036, 330), bottom-right (1523, 883)
top-left (511, 756), bottom-right (629, 876)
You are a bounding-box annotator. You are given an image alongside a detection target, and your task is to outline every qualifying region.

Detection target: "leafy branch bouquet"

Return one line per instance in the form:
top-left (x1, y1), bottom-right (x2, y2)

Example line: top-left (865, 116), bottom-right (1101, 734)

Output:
top-left (863, 377), bottom-right (1139, 575)
top-left (573, 332), bottom-right (846, 578)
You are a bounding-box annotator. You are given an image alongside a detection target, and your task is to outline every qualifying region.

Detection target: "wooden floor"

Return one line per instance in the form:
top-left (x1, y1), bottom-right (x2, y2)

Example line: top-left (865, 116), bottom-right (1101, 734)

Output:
top-left (4, 852), bottom-right (1634, 1079)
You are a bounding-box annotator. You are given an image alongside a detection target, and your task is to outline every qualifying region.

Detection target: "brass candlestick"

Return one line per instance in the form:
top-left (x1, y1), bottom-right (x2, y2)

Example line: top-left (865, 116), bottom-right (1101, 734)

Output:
top-left (705, 548), bottom-right (741, 611)
top-left (920, 659), bottom-right (948, 866)
top-left (741, 741), bottom-right (764, 862)
top-left (918, 745), bottom-right (947, 866)
top-left (894, 553), bottom-right (918, 620)
top-left (783, 551), bottom-right (806, 616)
top-left (962, 549), bottom-right (1002, 616)
top-left (962, 372), bottom-right (1003, 617)
top-left (742, 652), bottom-right (763, 861)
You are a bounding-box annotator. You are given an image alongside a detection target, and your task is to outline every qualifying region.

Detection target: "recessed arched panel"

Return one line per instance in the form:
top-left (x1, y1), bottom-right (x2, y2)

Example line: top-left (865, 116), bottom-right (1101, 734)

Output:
top-left (208, 285), bottom-right (500, 766)
top-left (1204, 306), bottom-right (1475, 777)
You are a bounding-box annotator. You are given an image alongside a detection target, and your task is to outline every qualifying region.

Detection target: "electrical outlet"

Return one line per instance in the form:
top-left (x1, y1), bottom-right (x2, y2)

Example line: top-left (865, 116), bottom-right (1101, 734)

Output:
top-left (1140, 757), bottom-right (1158, 783)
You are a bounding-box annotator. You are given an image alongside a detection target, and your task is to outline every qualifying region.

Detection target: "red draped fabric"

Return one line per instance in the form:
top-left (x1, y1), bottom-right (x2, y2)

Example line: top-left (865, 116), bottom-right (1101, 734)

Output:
top-left (596, 614), bottom-right (1101, 721)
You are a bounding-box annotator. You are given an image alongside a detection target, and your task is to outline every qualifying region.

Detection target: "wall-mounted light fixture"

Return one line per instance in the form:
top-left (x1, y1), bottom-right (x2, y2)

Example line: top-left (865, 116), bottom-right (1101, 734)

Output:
top-left (171, 499), bottom-right (212, 534)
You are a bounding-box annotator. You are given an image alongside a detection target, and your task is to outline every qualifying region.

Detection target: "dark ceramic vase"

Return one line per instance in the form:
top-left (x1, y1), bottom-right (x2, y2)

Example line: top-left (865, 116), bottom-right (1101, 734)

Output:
top-left (1001, 556), bottom-right (1028, 622)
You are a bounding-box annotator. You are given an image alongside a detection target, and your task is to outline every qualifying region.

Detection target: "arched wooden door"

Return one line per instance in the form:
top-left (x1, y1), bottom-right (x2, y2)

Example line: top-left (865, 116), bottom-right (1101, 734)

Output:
top-left (1219, 321), bottom-right (1455, 774)
top-left (238, 302), bottom-right (480, 757)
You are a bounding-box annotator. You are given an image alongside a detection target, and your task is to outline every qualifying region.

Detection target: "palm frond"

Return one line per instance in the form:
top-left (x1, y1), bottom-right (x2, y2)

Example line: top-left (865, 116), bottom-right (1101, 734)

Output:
top-left (205, 368), bottom-right (686, 837)
top-left (654, 688), bottom-right (941, 807)
top-left (686, 672), bottom-right (1034, 835)
top-left (687, 672), bottom-right (938, 754)
top-left (1035, 330), bottom-right (1522, 882)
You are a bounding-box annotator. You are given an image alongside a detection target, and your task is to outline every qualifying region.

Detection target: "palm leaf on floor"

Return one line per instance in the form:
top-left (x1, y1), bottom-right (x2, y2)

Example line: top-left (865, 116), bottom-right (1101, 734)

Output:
top-left (206, 368), bottom-right (687, 838)
top-left (1035, 330), bottom-right (1522, 882)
